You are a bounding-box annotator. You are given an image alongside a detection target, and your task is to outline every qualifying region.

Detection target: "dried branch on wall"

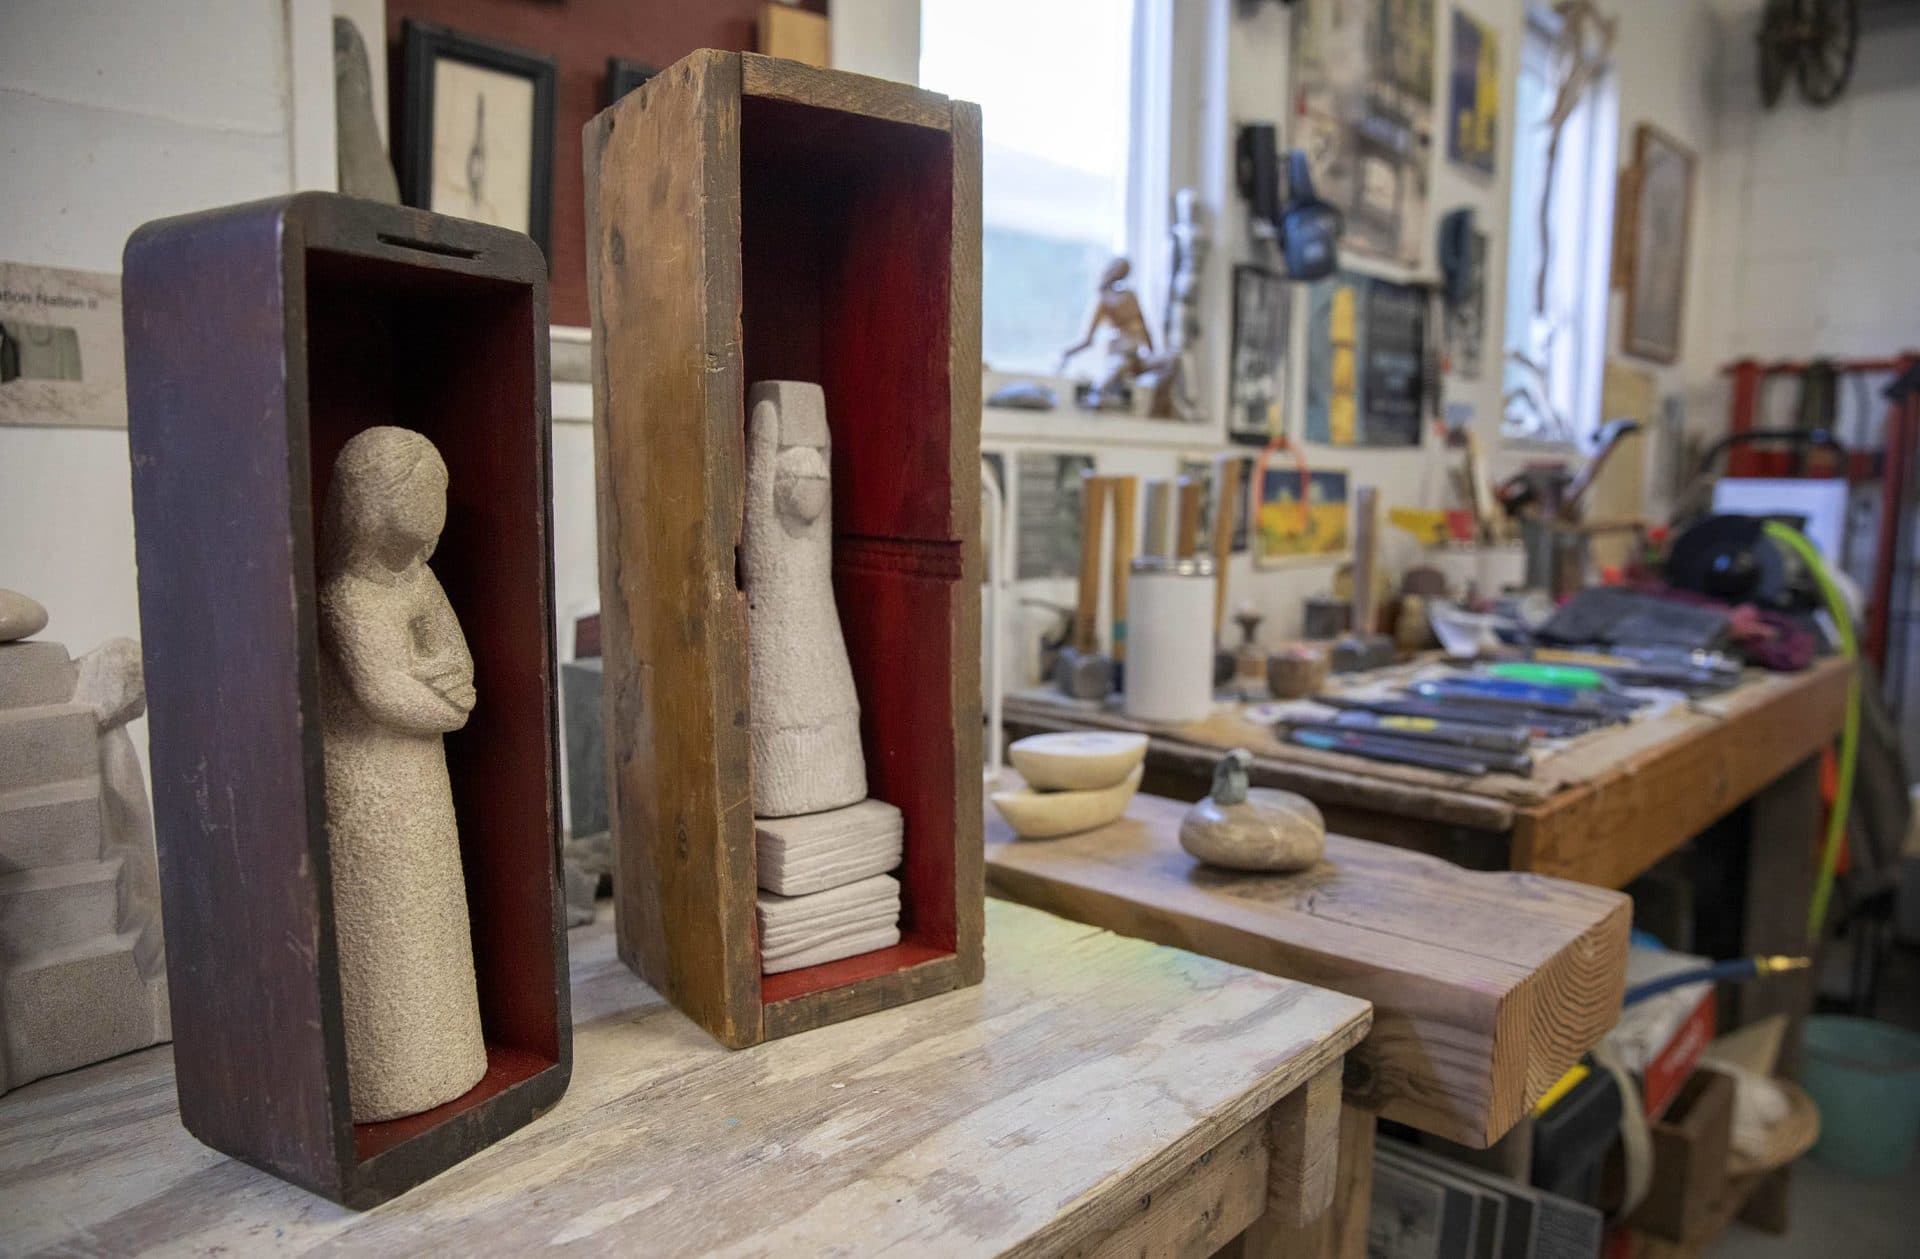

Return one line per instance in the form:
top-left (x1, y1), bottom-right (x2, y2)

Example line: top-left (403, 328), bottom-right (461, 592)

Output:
top-left (1535, 2), bottom-right (1616, 316)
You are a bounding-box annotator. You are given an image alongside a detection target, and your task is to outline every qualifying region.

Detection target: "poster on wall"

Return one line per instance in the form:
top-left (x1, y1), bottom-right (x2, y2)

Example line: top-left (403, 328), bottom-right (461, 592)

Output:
top-left (0, 263), bottom-right (125, 429)
top-left (1304, 270), bottom-right (1428, 448)
top-left (1447, 10), bottom-right (1499, 177)
top-left (1227, 265), bottom-right (1291, 447)
top-left (1253, 466), bottom-right (1350, 567)
top-left (1291, 0), bottom-right (1436, 268)
top-left (1363, 275), bottom-right (1428, 446)
top-left (1014, 451), bottom-right (1096, 580)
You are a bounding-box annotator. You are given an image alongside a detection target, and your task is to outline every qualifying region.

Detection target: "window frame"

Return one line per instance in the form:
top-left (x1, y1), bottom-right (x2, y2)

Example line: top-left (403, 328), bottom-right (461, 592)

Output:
top-left (1502, 2), bottom-right (1618, 448)
top-left (918, 0), bottom-right (1181, 388)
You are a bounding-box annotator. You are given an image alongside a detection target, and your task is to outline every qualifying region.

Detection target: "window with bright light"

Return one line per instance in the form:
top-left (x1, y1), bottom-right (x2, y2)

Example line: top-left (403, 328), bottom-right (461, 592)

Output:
top-left (1503, 4), bottom-right (1617, 444)
top-left (920, 0), bottom-right (1163, 377)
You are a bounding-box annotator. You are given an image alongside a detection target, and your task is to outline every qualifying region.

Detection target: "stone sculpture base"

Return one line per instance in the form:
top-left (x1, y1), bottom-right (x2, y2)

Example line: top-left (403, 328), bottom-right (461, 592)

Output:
top-left (0, 638), bottom-right (170, 1095)
top-left (753, 799), bottom-right (904, 972)
top-left (756, 874), bottom-right (901, 975)
top-left (755, 799), bottom-right (903, 897)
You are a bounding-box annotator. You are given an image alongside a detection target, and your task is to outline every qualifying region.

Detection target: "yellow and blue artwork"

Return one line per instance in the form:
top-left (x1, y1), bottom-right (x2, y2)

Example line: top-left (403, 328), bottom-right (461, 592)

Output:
top-left (1255, 467), bottom-right (1349, 565)
top-left (1448, 10), bottom-right (1499, 177)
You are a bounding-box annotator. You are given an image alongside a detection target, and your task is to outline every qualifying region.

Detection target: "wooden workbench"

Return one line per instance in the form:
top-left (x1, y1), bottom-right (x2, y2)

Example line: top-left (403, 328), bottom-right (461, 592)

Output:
top-left (0, 900), bottom-right (1370, 1258)
top-left (987, 794), bottom-right (1631, 1259)
top-left (1004, 656), bottom-right (1850, 890)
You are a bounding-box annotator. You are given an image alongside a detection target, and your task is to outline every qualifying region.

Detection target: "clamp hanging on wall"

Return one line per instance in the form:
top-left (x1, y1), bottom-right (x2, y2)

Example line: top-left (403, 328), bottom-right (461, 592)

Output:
top-left (1235, 123), bottom-right (1343, 281)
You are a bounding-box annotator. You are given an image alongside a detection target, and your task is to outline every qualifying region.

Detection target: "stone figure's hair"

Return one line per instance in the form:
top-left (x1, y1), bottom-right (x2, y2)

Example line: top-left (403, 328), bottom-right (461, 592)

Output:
top-left (321, 425), bottom-right (446, 575)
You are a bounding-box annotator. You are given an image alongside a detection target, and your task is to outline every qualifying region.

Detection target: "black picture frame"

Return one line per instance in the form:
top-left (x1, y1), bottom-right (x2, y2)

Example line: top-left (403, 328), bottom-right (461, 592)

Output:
top-left (1227, 264), bottom-right (1290, 447)
top-left (605, 57), bottom-right (659, 109)
top-left (399, 20), bottom-right (557, 257)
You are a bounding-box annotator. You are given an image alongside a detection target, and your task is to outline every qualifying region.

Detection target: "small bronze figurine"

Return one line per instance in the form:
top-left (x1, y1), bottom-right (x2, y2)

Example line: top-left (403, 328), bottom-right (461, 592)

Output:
top-left (1059, 257), bottom-right (1165, 411)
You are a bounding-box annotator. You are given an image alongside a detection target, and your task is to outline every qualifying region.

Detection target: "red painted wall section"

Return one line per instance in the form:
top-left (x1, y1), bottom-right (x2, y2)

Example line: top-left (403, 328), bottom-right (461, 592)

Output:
top-left (382, 0), bottom-right (827, 327)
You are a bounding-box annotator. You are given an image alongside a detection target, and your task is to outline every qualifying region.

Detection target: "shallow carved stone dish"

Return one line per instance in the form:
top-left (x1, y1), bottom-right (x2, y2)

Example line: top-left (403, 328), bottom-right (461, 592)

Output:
top-left (1008, 731), bottom-right (1148, 792)
top-left (990, 764), bottom-right (1145, 841)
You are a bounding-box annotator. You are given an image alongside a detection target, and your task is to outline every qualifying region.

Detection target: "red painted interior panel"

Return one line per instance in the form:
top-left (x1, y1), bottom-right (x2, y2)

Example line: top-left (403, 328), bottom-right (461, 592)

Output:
top-left (737, 95), bottom-right (961, 1005)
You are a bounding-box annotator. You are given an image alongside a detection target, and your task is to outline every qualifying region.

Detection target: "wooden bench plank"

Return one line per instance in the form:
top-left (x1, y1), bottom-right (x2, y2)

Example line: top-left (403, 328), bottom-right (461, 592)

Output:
top-left (0, 900), bottom-right (1368, 1256)
top-left (987, 795), bottom-right (1629, 1147)
top-left (1004, 658), bottom-right (1851, 890)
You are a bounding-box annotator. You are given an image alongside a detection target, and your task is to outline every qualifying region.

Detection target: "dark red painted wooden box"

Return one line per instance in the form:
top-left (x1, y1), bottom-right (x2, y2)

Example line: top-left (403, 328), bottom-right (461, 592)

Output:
top-left (583, 51), bottom-right (985, 1048)
top-left (122, 194), bottom-right (569, 1206)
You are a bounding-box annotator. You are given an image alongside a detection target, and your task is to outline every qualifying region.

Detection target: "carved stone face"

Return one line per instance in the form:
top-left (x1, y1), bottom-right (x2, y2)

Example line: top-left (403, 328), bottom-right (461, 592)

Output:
top-left (774, 443), bottom-right (828, 527)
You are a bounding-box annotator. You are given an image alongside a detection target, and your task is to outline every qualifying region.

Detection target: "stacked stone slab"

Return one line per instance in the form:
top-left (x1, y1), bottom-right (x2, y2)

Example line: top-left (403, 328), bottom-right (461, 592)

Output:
top-left (0, 634), bottom-right (169, 1094)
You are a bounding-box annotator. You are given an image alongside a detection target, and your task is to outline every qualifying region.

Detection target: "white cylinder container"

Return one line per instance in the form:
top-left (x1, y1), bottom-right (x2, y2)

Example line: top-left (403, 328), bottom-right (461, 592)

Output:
top-left (1124, 556), bottom-right (1217, 724)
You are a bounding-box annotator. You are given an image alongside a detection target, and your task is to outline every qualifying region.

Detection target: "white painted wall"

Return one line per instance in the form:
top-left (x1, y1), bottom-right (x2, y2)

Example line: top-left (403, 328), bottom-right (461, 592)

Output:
top-left (830, 0), bottom-right (920, 83)
top-left (0, 0), bottom-right (326, 776)
top-left (1701, 3), bottom-right (1920, 375)
top-left (1696, 1), bottom-right (1920, 744)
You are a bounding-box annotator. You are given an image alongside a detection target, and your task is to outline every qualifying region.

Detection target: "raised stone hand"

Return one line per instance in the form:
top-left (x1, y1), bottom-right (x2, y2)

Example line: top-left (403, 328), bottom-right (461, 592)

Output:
top-left (742, 381), bottom-right (867, 819)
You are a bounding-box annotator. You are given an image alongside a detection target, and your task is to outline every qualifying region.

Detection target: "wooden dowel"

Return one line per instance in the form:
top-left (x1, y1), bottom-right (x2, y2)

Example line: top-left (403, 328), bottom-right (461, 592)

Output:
top-left (1075, 473), bottom-right (1111, 655)
top-left (1109, 476), bottom-right (1138, 661)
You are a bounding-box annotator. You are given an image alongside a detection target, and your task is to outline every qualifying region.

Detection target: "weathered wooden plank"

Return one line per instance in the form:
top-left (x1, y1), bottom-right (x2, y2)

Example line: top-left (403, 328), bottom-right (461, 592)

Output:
top-left (1266, 1062), bottom-right (1343, 1225)
top-left (741, 51), bottom-right (954, 130)
top-left (0, 901), bottom-right (1369, 1257)
top-left (948, 96), bottom-right (988, 990)
top-left (1220, 1102), bottom-right (1373, 1259)
top-left (1511, 659), bottom-right (1849, 886)
top-left (1237, 1061), bottom-right (1343, 1257)
top-left (1325, 1105), bottom-right (1376, 1259)
top-left (1068, 1114), bottom-right (1270, 1259)
top-left (587, 48), bottom-right (760, 1047)
top-left (987, 794), bottom-right (1629, 1147)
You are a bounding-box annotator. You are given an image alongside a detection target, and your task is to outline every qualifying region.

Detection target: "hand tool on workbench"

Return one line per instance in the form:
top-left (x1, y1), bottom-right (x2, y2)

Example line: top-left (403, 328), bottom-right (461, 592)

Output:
top-left (1210, 462), bottom-right (1245, 687)
top-left (1287, 726), bottom-right (1492, 775)
top-left (1332, 486), bottom-right (1395, 672)
top-left (1053, 473), bottom-right (1117, 700)
top-left (1284, 721), bottom-right (1533, 775)
top-left (1231, 608), bottom-right (1268, 689)
top-left (1210, 458), bottom-right (1242, 636)
top-left (1320, 692), bottom-right (1593, 739)
top-left (1108, 475), bottom-right (1138, 666)
top-left (1321, 708), bottom-right (1532, 753)
top-left (1414, 675), bottom-right (1629, 715)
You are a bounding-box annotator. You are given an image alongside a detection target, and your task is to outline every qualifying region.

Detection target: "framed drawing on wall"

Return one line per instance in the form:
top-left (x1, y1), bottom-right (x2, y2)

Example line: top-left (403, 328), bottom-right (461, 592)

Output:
top-left (1621, 123), bottom-right (1695, 364)
top-left (399, 21), bottom-right (557, 256)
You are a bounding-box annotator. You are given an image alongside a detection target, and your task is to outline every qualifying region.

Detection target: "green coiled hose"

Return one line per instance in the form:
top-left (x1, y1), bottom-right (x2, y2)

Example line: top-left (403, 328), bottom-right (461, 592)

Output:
top-left (1760, 521), bottom-right (1859, 942)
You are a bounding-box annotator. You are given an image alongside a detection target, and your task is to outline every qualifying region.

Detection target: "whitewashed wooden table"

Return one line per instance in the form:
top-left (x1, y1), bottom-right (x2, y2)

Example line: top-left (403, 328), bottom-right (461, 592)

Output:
top-left (0, 899), bottom-right (1369, 1257)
